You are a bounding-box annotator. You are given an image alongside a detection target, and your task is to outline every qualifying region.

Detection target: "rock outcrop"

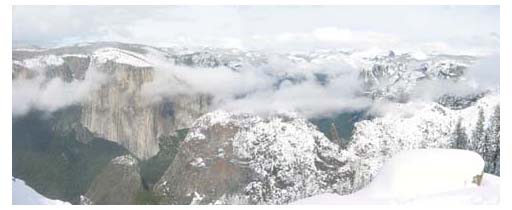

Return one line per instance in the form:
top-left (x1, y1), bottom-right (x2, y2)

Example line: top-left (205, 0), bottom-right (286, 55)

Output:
top-left (82, 155), bottom-right (142, 205)
top-left (154, 111), bottom-right (355, 204)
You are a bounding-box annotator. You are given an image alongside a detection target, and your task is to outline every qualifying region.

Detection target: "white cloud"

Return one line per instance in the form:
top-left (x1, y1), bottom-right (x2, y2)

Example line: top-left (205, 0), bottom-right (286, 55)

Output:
top-left (12, 51), bottom-right (498, 119)
top-left (313, 27), bottom-right (353, 42)
top-left (271, 27), bottom-right (402, 51)
top-left (13, 6), bottom-right (499, 53)
top-left (466, 53), bottom-right (500, 90)
top-left (141, 64), bottom-right (274, 104)
top-left (11, 6), bottom-right (500, 117)
top-left (139, 56), bottom-right (373, 118)
top-left (12, 67), bottom-right (107, 116)
top-left (219, 76), bottom-right (372, 118)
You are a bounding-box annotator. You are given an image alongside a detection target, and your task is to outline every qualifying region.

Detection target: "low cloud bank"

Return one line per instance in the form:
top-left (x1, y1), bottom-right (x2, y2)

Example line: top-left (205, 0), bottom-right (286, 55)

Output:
top-left (141, 58), bottom-right (372, 118)
top-left (12, 67), bottom-right (107, 116)
top-left (466, 53), bottom-right (500, 91)
top-left (12, 52), bottom-right (499, 119)
top-left (409, 53), bottom-right (500, 102)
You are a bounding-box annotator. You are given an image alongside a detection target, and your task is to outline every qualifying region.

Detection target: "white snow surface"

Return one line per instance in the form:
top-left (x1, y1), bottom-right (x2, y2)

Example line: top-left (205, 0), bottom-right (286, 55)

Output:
top-left (61, 54), bottom-right (89, 58)
top-left (292, 149), bottom-right (499, 205)
top-left (111, 155), bottom-right (138, 166)
top-left (363, 149), bottom-right (484, 199)
top-left (92, 47), bottom-right (152, 67)
top-left (13, 48), bottom-right (48, 52)
top-left (190, 157), bottom-right (206, 168)
top-left (18, 55), bottom-right (65, 69)
top-left (12, 178), bottom-right (70, 205)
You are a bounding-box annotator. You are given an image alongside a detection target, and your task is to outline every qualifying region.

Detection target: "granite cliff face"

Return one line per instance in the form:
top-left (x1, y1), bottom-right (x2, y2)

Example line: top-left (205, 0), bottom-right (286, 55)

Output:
top-left (79, 57), bottom-right (210, 159)
top-left (80, 61), bottom-right (160, 159)
top-left (13, 43), bottom-right (212, 159)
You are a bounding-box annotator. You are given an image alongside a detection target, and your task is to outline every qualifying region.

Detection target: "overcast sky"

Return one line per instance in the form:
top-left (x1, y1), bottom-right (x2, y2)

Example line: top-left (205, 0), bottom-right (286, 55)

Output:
top-left (13, 6), bottom-right (499, 52)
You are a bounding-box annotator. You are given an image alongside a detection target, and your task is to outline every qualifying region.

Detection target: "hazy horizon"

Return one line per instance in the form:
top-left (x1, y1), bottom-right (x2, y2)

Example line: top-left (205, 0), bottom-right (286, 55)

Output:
top-left (13, 6), bottom-right (499, 54)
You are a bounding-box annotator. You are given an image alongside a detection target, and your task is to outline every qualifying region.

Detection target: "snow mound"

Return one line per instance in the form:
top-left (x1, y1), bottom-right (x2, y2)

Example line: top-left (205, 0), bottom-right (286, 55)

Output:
top-left (292, 149), bottom-right (498, 205)
top-left (361, 149), bottom-right (484, 199)
top-left (401, 173), bottom-right (499, 204)
top-left (12, 178), bottom-right (70, 205)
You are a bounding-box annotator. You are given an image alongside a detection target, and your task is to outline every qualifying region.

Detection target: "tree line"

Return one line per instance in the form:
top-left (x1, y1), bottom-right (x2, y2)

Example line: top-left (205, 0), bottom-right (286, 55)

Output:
top-left (451, 105), bottom-right (500, 176)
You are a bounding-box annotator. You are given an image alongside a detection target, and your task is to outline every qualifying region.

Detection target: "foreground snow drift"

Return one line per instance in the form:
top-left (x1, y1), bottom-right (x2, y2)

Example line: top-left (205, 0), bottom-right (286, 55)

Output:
top-left (293, 149), bottom-right (499, 204)
top-left (12, 178), bottom-right (70, 205)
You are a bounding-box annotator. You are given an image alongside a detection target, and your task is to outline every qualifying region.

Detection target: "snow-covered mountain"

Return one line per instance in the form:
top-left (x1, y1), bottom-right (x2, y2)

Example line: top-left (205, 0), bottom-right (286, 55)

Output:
top-left (12, 42), bottom-right (477, 79)
top-left (154, 110), bottom-right (354, 204)
top-left (14, 42), bottom-right (477, 160)
top-left (152, 91), bottom-right (499, 204)
top-left (12, 42), bottom-right (499, 205)
top-left (13, 42), bottom-right (482, 107)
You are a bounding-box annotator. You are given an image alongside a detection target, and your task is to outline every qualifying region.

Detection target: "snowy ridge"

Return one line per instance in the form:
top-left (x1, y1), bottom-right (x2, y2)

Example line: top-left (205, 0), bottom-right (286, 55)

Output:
top-left (348, 94), bottom-right (499, 189)
top-left (13, 42), bottom-right (478, 73)
top-left (16, 55), bottom-right (65, 69)
top-left (357, 51), bottom-right (475, 100)
top-left (13, 48), bottom-right (48, 52)
top-left (12, 178), bottom-right (70, 205)
top-left (12, 42), bottom-right (481, 106)
top-left (92, 47), bottom-right (152, 67)
top-left (61, 54), bottom-right (89, 58)
top-left (187, 110), bottom-right (348, 169)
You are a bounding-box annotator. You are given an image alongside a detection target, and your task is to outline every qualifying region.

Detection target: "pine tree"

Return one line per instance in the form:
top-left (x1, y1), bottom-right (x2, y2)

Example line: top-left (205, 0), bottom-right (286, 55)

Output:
top-left (486, 105), bottom-right (500, 175)
top-left (451, 118), bottom-right (468, 150)
top-left (482, 130), bottom-right (493, 172)
top-left (471, 107), bottom-right (486, 153)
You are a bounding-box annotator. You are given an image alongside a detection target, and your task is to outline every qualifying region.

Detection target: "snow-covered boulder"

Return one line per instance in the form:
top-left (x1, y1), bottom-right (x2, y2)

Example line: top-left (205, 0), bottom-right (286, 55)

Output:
top-left (292, 149), bottom-right (498, 204)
